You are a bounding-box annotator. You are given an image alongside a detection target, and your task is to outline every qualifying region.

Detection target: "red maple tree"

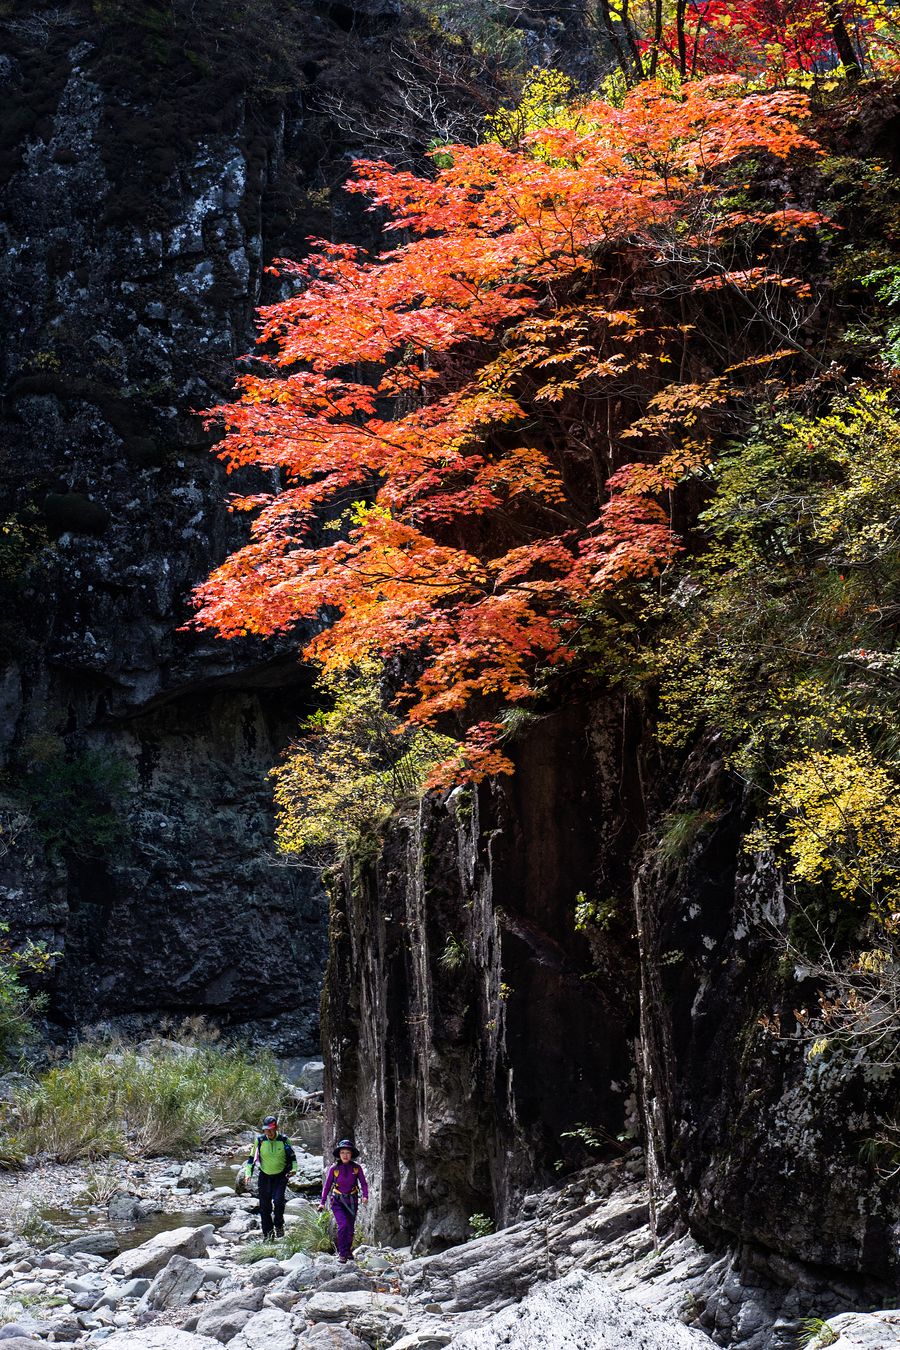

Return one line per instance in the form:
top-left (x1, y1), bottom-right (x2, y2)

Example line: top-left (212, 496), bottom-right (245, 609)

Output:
top-left (191, 78), bottom-right (822, 783)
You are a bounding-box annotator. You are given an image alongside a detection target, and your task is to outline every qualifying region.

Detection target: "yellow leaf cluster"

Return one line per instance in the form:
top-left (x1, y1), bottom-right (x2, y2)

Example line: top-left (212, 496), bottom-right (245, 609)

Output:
top-left (271, 661), bottom-right (458, 860)
top-left (752, 748), bottom-right (900, 913)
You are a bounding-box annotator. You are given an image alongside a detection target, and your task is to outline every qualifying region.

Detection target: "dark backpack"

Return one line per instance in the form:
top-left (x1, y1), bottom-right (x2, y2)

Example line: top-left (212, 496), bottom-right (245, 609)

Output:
top-left (250, 1133), bottom-right (297, 1173)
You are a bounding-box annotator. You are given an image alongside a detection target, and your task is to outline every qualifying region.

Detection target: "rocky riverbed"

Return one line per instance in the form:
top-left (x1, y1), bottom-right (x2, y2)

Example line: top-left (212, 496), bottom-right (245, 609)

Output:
top-left (0, 1149), bottom-right (895, 1350)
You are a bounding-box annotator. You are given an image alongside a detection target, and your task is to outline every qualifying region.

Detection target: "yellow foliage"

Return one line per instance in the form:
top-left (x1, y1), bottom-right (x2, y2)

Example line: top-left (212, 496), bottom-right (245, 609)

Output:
top-left (271, 661), bottom-right (458, 860)
top-left (750, 747), bottom-right (900, 913)
top-left (856, 948), bottom-right (890, 973)
top-left (485, 67), bottom-right (583, 151)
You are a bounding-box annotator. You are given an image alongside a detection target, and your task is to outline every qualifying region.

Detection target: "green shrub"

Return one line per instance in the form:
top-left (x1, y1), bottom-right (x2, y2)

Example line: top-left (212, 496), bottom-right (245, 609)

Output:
top-left (0, 924), bottom-right (51, 1068)
top-left (280, 1205), bottom-right (334, 1256)
top-left (77, 1161), bottom-right (127, 1206)
top-left (0, 1133), bottom-right (27, 1169)
top-left (240, 1206), bottom-right (336, 1261)
top-left (438, 934), bottom-right (467, 972)
top-left (0, 964), bottom-right (36, 1066)
top-left (273, 660), bottom-right (457, 863)
top-left (236, 1240), bottom-right (279, 1264)
top-left (2, 1042), bottom-right (291, 1162)
top-left (799, 1318), bottom-right (839, 1348)
top-left (655, 809), bottom-right (719, 868)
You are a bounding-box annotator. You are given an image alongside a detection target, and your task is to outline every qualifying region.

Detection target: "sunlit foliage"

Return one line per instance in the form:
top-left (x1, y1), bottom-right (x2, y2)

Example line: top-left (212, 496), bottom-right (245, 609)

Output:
top-left (272, 663), bottom-right (459, 860)
top-left (752, 750), bottom-right (900, 913)
top-left (191, 77), bottom-right (820, 786)
top-left (654, 390), bottom-right (900, 918)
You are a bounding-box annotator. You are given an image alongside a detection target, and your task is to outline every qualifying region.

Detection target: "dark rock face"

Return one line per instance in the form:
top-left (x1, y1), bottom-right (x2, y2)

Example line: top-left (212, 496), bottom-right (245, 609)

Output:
top-left (323, 706), bottom-right (635, 1249)
top-left (0, 3), bottom-right (602, 1049)
top-left (324, 698), bottom-right (900, 1304)
top-left (0, 0), bottom-right (426, 1047)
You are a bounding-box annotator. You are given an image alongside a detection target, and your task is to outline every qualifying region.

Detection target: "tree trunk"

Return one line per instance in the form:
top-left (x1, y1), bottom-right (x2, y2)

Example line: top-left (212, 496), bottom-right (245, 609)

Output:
top-left (827, 2), bottom-right (862, 80)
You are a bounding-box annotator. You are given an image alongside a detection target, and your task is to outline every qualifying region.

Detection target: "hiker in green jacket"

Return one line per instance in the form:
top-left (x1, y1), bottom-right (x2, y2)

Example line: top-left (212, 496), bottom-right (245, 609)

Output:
top-left (244, 1114), bottom-right (297, 1241)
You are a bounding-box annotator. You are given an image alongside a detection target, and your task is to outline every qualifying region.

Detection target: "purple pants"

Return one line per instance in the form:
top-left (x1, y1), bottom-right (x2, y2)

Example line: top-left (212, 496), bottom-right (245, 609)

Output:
top-left (331, 1194), bottom-right (358, 1259)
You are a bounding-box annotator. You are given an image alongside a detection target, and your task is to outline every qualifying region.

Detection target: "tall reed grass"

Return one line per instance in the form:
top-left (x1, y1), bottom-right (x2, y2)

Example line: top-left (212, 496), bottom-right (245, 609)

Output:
top-left (1, 1042), bottom-right (291, 1163)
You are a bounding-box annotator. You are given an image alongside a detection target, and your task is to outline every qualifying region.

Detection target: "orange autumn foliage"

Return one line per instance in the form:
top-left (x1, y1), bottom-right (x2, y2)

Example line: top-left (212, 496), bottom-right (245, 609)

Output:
top-left (191, 78), bottom-right (822, 784)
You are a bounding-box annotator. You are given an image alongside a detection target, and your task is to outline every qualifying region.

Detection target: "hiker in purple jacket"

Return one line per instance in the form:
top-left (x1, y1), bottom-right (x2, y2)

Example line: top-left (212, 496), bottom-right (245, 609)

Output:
top-left (319, 1138), bottom-right (368, 1262)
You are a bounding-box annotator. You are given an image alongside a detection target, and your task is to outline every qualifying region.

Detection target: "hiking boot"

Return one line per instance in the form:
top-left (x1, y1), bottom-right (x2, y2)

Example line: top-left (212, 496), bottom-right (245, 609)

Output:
top-left (261, 1231), bottom-right (274, 1243)
top-left (274, 1225), bottom-right (284, 1239)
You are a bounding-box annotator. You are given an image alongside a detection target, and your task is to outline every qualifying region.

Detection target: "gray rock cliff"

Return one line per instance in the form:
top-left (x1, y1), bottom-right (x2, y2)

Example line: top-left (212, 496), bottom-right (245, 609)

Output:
top-left (0, 0), bottom-right (419, 1046)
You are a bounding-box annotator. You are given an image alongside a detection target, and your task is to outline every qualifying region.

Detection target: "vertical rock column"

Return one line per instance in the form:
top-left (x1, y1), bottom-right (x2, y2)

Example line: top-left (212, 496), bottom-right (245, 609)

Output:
top-left (323, 790), bottom-right (516, 1250)
top-left (322, 704), bottom-right (637, 1251)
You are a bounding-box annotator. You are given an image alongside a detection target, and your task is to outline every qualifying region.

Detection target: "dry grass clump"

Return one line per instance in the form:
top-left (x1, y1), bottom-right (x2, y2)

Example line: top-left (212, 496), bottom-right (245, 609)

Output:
top-left (1, 1041), bottom-right (290, 1163)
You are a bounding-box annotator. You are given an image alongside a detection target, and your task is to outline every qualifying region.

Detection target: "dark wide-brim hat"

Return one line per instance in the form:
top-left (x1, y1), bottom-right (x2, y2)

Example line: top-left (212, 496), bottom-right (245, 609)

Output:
top-left (333, 1138), bottom-right (360, 1159)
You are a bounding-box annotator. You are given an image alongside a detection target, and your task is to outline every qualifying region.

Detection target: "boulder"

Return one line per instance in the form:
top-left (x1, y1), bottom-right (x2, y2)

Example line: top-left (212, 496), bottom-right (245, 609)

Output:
top-left (265, 1290), bottom-right (302, 1312)
top-left (449, 1270), bottom-right (710, 1349)
top-left (400, 1222), bottom-right (546, 1314)
top-left (297, 1061), bottom-right (324, 1093)
top-left (220, 1212), bottom-right (254, 1238)
top-left (280, 1252), bottom-right (314, 1274)
top-left (60, 1230), bottom-right (120, 1258)
top-left (99, 1330), bottom-right (220, 1349)
top-left (244, 1258), bottom-right (284, 1287)
top-left (65, 1274), bottom-right (107, 1296)
top-left (229, 1307), bottom-right (298, 1350)
top-left (317, 1273), bottom-right (371, 1293)
top-left (106, 1225), bottom-right (213, 1280)
top-left (292, 1156), bottom-right (324, 1190)
top-left (194, 1287), bottom-right (266, 1342)
top-left (349, 1305), bottom-right (408, 1344)
top-left (70, 1290), bottom-right (100, 1310)
top-left (308, 1257), bottom-right (344, 1281)
top-left (109, 1194), bottom-right (152, 1223)
top-left (297, 1328), bottom-right (370, 1350)
top-left (809, 1310), bottom-right (900, 1349)
top-left (94, 1277), bottom-right (152, 1308)
top-left (46, 1316), bottom-right (83, 1342)
top-left (355, 1250), bottom-right (392, 1273)
top-left (136, 1038), bottom-right (197, 1061)
top-left (278, 1263), bottom-right (319, 1293)
top-left (306, 1290), bottom-right (406, 1325)
top-left (391, 1333), bottom-right (453, 1350)
top-left (180, 1162), bottom-right (213, 1192)
top-left (139, 1254), bottom-right (207, 1310)
top-left (119, 1276), bottom-right (152, 1299)
top-left (196, 1260), bottom-right (230, 1283)
top-left (0, 1073), bottom-right (30, 1103)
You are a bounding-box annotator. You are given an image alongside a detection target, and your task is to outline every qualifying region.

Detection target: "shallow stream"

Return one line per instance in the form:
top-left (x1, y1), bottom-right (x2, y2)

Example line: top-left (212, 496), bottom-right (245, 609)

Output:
top-left (38, 1204), bottom-right (227, 1251)
top-left (36, 1114), bottom-right (324, 1250)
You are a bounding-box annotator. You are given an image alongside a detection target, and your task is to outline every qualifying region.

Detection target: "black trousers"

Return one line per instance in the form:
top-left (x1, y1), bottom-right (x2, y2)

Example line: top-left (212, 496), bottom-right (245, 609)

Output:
top-left (258, 1170), bottom-right (288, 1238)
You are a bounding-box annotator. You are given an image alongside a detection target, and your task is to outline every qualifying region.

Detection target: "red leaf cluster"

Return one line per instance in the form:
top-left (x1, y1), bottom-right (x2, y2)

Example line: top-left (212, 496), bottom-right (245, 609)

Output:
top-left (191, 79), bottom-right (820, 780)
